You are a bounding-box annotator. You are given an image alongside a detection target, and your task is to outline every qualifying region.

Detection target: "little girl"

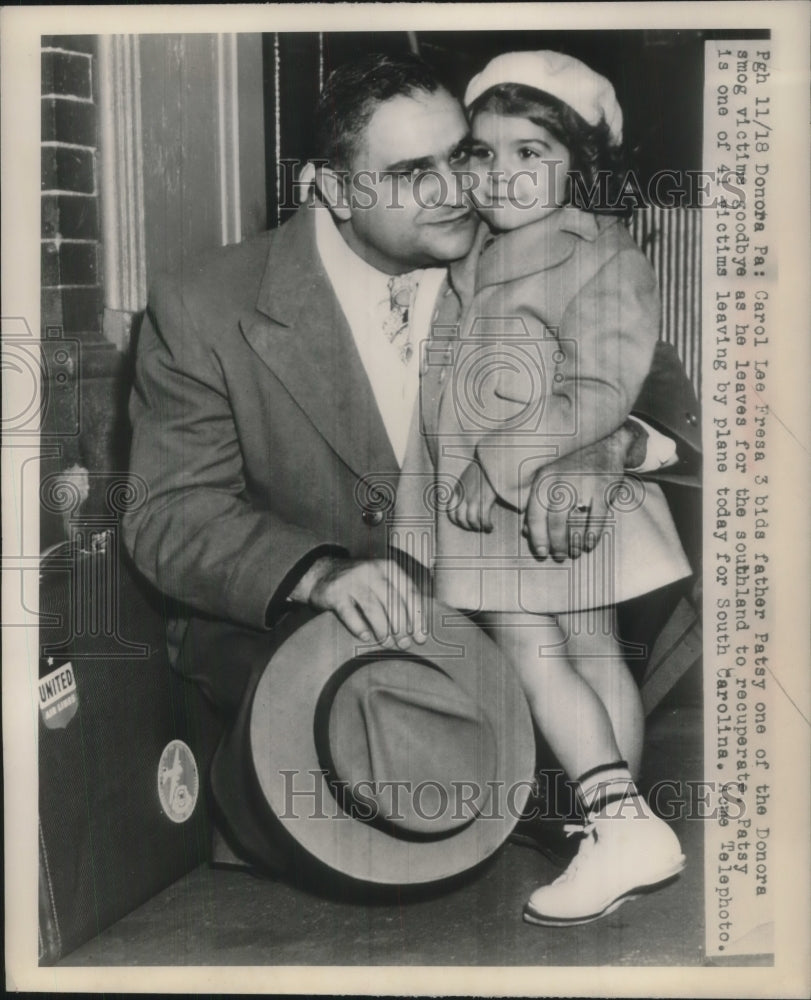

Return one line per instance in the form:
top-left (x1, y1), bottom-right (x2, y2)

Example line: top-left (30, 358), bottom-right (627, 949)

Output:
top-left (418, 51), bottom-right (690, 925)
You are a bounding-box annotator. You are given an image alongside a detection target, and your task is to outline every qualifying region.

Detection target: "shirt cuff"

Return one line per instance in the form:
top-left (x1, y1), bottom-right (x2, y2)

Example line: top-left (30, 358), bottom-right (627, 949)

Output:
top-left (626, 415), bottom-right (679, 473)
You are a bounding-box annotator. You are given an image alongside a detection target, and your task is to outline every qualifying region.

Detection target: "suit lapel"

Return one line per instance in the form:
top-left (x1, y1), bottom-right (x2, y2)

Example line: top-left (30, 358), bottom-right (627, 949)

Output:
top-left (240, 203), bottom-right (398, 478)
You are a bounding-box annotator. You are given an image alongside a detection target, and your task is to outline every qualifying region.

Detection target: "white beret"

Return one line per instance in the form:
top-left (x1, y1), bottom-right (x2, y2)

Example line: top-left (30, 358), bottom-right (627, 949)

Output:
top-left (464, 50), bottom-right (623, 144)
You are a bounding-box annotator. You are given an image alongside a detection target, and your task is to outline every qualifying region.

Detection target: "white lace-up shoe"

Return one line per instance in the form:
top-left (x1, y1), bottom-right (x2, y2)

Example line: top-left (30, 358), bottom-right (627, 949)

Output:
top-left (523, 799), bottom-right (685, 927)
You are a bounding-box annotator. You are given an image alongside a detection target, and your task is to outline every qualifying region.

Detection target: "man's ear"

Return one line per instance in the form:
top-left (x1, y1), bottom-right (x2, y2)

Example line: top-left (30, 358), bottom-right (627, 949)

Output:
top-left (315, 167), bottom-right (352, 222)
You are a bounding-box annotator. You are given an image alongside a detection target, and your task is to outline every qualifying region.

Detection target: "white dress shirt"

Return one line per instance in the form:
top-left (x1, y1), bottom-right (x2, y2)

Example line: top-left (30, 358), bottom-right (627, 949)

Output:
top-left (314, 204), bottom-right (445, 466)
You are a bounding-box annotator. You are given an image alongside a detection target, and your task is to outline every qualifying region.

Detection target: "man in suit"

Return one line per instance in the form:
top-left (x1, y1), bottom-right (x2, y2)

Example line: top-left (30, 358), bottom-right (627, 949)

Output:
top-left (123, 52), bottom-right (700, 873)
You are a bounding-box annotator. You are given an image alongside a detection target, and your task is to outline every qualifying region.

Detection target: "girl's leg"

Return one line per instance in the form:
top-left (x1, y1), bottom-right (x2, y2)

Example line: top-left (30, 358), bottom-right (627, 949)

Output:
top-left (513, 606), bottom-right (685, 927)
top-left (476, 609), bottom-right (684, 927)
top-left (557, 607), bottom-right (645, 779)
top-left (476, 610), bottom-right (622, 783)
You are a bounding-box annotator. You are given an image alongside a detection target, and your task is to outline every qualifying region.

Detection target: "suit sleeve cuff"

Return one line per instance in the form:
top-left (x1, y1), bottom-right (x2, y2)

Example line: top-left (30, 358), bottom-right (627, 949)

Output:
top-left (264, 544), bottom-right (349, 627)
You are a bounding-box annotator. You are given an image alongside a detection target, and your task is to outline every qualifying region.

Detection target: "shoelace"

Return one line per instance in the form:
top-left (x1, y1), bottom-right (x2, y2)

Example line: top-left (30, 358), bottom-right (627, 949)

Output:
top-left (551, 821), bottom-right (597, 884)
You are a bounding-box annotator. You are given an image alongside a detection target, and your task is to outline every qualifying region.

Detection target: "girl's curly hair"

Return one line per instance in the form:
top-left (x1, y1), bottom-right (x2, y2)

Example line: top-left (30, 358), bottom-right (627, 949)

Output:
top-left (467, 83), bottom-right (629, 215)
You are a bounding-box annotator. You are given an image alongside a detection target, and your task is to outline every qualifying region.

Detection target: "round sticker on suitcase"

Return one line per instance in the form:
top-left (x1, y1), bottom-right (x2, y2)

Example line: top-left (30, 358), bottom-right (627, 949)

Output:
top-left (158, 740), bottom-right (199, 823)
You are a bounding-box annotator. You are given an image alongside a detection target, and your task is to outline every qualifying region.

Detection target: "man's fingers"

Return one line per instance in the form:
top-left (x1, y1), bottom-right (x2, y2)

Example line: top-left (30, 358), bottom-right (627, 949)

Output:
top-left (524, 494), bottom-right (550, 559)
top-left (332, 599), bottom-right (375, 644)
top-left (355, 588), bottom-right (396, 647)
top-left (386, 568), bottom-right (412, 637)
top-left (383, 565), bottom-right (417, 643)
top-left (547, 506), bottom-right (569, 561)
top-left (568, 504), bottom-right (590, 559)
top-left (380, 562), bottom-right (428, 647)
top-left (395, 569), bottom-right (427, 645)
top-left (480, 491), bottom-right (495, 533)
top-left (310, 561), bottom-right (397, 646)
top-left (581, 487), bottom-right (609, 552)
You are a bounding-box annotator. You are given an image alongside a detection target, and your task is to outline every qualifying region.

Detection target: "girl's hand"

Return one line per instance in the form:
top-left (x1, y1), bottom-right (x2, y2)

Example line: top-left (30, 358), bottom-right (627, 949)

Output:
top-left (448, 461), bottom-right (496, 532)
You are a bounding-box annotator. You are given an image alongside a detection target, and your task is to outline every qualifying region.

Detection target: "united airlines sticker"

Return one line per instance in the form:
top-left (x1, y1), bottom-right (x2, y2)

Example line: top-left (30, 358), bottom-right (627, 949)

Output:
top-left (158, 739), bottom-right (199, 824)
top-left (38, 661), bottom-right (78, 729)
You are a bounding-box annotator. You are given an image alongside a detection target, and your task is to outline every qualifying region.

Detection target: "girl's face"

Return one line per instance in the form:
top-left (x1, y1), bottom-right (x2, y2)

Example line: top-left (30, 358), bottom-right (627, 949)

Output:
top-left (468, 111), bottom-right (571, 231)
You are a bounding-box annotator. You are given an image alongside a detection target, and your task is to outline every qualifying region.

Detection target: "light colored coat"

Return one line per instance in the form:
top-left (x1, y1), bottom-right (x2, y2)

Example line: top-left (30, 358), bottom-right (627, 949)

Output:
top-left (396, 209), bottom-right (692, 613)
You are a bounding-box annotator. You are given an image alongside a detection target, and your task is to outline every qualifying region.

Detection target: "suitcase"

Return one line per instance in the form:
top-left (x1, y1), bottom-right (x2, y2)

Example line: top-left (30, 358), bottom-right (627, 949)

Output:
top-left (37, 530), bottom-right (223, 964)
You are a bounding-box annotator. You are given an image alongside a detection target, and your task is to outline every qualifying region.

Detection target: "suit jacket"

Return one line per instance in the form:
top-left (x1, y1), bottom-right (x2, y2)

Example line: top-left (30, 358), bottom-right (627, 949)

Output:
top-left (124, 202), bottom-right (400, 632)
top-left (123, 202), bottom-right (700, 634)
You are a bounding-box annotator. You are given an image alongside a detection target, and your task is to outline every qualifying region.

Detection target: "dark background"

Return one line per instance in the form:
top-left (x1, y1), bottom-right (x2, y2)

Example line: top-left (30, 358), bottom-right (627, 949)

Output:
top-left (264, 28), bottom-right (770, 224)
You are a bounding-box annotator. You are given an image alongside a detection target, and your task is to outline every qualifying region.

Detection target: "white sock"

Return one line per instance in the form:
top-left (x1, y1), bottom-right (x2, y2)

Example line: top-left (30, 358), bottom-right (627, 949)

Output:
top-left (576, 760), bottom-right (639, 818)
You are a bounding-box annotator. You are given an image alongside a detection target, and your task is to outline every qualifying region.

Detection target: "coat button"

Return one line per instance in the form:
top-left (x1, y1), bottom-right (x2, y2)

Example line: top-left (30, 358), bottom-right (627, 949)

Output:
top-left (685, 412), bottom-right (698, 426)
top-left (361, 508), bottom-right (385, 527)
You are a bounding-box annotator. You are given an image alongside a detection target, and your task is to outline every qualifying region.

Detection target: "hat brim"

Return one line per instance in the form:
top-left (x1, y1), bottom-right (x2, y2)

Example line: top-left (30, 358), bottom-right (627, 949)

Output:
top-left (248, 600), bottom-right (535, 885)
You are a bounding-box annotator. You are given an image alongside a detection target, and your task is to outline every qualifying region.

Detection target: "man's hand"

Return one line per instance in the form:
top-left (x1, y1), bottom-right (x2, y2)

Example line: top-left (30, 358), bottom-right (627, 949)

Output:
top-left (289, 555), bottom-right (425, 649)
top-left (447, 460), bottom-right (497, 532)
top-left (523, 421), bottom-right (646, 561)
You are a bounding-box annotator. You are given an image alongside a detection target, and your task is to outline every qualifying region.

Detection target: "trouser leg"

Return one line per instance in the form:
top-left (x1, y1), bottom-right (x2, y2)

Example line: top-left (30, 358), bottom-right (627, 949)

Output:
top-left (174, 609), bottom-right (315, 875)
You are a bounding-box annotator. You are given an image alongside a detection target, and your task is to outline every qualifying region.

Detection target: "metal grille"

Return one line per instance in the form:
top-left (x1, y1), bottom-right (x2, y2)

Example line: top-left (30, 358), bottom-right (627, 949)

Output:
top-left (629, 206), bottom-right (702, 395)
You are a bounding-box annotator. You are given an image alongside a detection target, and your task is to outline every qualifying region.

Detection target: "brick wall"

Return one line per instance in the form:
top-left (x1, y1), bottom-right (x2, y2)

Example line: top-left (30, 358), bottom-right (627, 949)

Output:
top-left (40, 36), bottom-right (132, 549)
top-left (41, 35), bottom-right (102, 339)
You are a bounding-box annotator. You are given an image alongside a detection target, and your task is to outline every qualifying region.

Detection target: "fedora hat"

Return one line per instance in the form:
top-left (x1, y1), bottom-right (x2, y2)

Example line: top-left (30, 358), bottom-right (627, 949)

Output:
top-left (247, 599), bottom-right (535, 886)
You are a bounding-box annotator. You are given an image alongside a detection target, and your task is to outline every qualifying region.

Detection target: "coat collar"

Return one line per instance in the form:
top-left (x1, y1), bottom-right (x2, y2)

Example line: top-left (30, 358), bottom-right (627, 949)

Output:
top-left (458, 207), bottom-right (604, 291)
top-left (239, 201), bottom-right (399, 478)
top-left (254, 199), bottom-right (329, 326)
top-left (447, 220), bottom-right (490, 308)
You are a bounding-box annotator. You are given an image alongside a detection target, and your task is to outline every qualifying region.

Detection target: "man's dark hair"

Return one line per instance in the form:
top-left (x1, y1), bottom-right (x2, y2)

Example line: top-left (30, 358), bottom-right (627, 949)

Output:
top-left (315, 52), bottom-right (445, 169)
top-left (468, 83), bottom-right (629, 213)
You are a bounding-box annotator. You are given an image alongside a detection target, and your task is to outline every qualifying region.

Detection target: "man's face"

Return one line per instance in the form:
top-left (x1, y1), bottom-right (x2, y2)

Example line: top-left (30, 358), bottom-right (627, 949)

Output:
top-left (337, 88), bottom-right (477, 274)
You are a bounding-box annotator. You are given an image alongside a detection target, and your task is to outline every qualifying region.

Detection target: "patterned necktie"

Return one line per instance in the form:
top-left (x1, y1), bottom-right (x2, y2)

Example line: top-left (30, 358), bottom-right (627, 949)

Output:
top-left (382, 273), bottom-right (417, 365)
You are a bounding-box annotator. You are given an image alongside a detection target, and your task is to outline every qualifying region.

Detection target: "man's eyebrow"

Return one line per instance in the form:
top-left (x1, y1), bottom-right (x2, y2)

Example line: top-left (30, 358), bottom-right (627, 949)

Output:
top-left (382, 135), bottom-right (473, 172)
top-left (453, 133), bottom-right (475, 152)
top-left (380, 155), bottom-right (436, 173)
